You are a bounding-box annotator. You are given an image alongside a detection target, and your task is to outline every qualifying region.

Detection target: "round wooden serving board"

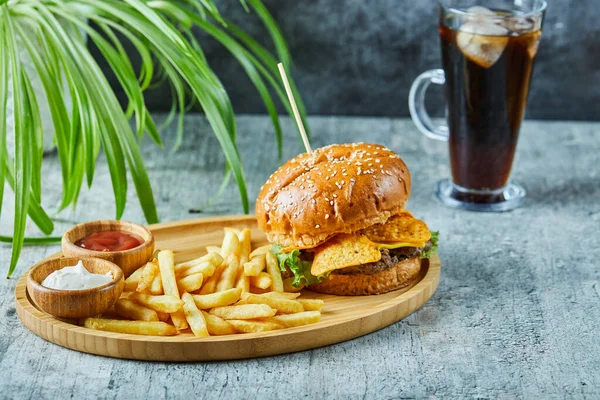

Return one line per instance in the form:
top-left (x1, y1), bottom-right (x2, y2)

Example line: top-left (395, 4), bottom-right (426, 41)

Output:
top-left (16, 215), bottom-right (441, 361)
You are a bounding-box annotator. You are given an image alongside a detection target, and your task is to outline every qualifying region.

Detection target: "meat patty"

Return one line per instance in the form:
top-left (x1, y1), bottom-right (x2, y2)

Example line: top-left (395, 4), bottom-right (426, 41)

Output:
top-left (280, 240), bottom-right (432, 278)
top-left (334, 241), bottom-right (431, 275)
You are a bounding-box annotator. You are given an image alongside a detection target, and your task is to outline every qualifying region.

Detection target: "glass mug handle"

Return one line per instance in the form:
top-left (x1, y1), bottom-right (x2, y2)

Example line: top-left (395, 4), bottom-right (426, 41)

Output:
top-left (408, 69), bottom-right (449, 141)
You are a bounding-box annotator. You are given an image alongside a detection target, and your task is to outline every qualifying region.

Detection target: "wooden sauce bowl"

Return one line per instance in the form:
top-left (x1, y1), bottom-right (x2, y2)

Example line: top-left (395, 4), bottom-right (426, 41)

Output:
top-left (27, 257), bottom-right (124, 319)
top-left (61, 220), bottom-right (154, 278)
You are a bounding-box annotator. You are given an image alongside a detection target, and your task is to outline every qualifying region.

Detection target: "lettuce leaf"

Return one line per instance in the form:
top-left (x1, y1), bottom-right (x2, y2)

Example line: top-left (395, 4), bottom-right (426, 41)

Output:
top-left (270, 244), bottom-right (328, 287)
top-left (421, 231), bottom-right (439, 259)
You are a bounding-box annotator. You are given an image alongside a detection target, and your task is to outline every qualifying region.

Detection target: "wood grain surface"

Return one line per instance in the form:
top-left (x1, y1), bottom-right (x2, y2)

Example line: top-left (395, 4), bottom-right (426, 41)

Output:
top-left (16, 215), bottom-right (440, 361)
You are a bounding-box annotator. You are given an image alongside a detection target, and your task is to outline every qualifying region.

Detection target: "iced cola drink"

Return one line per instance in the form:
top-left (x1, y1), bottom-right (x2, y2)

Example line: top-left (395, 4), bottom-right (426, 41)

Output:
top-left (440, 7), bottom-right (542, 192)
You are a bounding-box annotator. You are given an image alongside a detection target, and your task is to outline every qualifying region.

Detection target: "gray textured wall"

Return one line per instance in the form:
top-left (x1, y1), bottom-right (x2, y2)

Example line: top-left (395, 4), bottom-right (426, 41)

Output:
top-left (95, 1), bottom-right (600, 120)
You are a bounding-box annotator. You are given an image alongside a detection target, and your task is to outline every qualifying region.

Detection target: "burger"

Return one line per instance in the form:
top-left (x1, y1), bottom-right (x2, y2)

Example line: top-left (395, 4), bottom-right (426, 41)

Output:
top-left (255, 143), bottom-right (438, 296)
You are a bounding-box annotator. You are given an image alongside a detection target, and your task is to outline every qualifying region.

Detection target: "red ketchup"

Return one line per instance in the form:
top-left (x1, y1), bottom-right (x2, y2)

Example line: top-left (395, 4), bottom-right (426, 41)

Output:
top-left (75, 230), bottom-right (143, 252)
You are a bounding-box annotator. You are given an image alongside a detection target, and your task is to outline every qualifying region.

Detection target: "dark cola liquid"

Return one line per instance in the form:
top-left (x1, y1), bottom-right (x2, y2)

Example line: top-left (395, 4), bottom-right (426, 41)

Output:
top-left (440, 17), bottom-right (541, 193)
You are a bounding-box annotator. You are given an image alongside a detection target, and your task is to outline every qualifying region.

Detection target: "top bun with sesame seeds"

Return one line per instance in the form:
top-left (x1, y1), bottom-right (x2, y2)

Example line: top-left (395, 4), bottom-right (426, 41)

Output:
top-left (255, 143), bottom-right (411, 249)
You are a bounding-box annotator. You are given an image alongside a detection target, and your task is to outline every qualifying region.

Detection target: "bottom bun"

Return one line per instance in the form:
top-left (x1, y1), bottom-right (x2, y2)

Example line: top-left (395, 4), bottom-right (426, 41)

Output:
top-left (307, 257), bottom-right (421, 296)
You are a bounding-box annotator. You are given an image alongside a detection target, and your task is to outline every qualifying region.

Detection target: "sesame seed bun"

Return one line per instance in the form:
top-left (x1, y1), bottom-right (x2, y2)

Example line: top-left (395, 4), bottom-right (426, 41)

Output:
top-left (255, 143), bottom-right (411, 249)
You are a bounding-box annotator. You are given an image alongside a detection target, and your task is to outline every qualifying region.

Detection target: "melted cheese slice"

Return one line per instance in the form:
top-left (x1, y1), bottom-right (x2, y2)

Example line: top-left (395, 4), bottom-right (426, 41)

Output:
top-left (360, 211), bottom-right (431, 244)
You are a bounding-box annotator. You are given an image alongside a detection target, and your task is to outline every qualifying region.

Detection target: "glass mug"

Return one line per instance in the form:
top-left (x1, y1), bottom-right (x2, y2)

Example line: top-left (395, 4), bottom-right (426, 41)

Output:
top-left (409, 0), bottom-right (546, 212)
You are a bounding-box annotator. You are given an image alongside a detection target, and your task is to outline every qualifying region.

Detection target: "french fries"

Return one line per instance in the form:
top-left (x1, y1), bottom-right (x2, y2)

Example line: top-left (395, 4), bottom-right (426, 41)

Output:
top-left (235, 229), bottom-right (251, 292)
top-left (129, 293), bottom-right (184, 313)
top-left (84, 318), bottom-right (177, 336)
top-left (220, 230), bottom-right (239, 258)
top-left (228, 319), bottom-right (284, 333)
top-left (272, 311), bottom-right (321, 327)
top-left (249, 244), bottom-right (271, 258)
top-left (157, 311), bottom-right (170, 322)
top-left (181, 293), bottom-right (209, 337)
top-left (149, 273), bottom-right (163, 295)
top-left (240, 292), bottom-right (304, 314)
top-left (180, 262), bottom-right (216, 279)
top-left (235, 268), bottom-right (250, 293)
top-left (191, 288), bottom-right (242, 309)
top-left (177, 273), bottom-right (204, 293)
top-left (136, 261), bottom-right (159, 293)
top-left (114, 299), bottom-right (159, 322)
top-left (199, 262), bottom-right (225, 295)
top-left (124, 267), bottom-right (144, 292)
top-left (265, 251), bottom-right (284, 292)
top-left (250, 272), bottom-right (272, 290)
top-left (210, 304), bottom-right (276, 320)
top-left (158, 250), bottom-right (188, 331)
top-left (201, 311), bottom-right (236, 335)
top-left (297, 298), bottom-right (324, 311)
top-left (216, 254), bottom-right (239, 292)
top-left (238, 229), bottom-right (251, 265)
top-left (96, 227), bottom-right (325, 338)
top-left (261, 292), bottom-right (301, 299)
top-left (175, 252), bottom-right (223, 275)
top-left (206, 246), bottom-right (221, 254)
top-left (244, 254), bottom-right (265, 276)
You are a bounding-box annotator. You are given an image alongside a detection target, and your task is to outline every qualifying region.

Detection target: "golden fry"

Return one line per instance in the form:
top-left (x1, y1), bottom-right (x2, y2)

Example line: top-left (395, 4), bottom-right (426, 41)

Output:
top-left (191, 288), bottom-right (242, 309)
top-left (156, 311), bottom-right (170, 322)
top-left (149, 273), bottom-right (163, 295)
top-left (180, 262), bottom-right (216, 278)
top-left (240, 292), bottom-right (304, 314)
top-left (250, 272), bottom-right (272, 290)
top-left (181, 293), bottom-right (209, 337)
top-left (216, 254), bottom-right (239, 292)
top-left (205, 246), bottom-right (221, 254)
top-left (238, 229), bottom-right (251, 266)
top-left (265, 251), bottom-right (284, 292)
top-left (158, 250), bottom-right (188, 330)
top-left (244, 254), bottom-right (265, 277)
top-left (235, 266), bottom-right (250, 293)
top-left (271, 311), bottom-right (321, 327)
top-left (201, 311), bottom-right (236, 335)
top-left (129, 293), bottom-right (184, 313)
top-left (124, 266), bottom-right (144, 292)
top-left (198, 262), bottom-right (225, 295)
top-left (249, 244), bottom-right (271, 258)
top-left (220, 230), bottom-right (240, 258)
top-left (136, 261), bottom-right (159, 293)
top-left (175, 252), bottom-right (223, 275)
top-left (249, 287), bottom-right (272, 294)
top-left (260, 292), bottom-right (301, 299)
top-left (84, 318), bottom-right (176, 336)
top-left (296, 298), bottom-right (324, 311)
top-left (210, 304), bottom-right (276, 320)
top-left (227, 319), bottom-right (284, 333)
top-left (114, 299), bottom-right (159, 322)
top-left (177, 273), bottom-right (204, 293)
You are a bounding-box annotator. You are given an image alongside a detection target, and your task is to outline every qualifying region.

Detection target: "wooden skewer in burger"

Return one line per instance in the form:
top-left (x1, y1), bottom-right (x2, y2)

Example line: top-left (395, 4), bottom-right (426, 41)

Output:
top-left (256, 65), bottom-right (438, 296)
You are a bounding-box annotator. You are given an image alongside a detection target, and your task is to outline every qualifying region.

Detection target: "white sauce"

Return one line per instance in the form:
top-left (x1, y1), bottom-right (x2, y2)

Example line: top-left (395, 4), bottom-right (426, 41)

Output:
top-left (41, 260), bottom-right (113, 290)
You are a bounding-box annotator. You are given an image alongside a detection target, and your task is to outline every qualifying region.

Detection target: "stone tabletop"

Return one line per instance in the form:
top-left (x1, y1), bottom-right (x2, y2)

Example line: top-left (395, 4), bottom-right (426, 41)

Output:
top-left (1, 116), bottom-right (598, 399)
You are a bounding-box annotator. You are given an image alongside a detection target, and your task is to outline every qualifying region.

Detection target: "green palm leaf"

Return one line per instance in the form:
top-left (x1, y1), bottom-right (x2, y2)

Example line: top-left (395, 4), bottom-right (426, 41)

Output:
top-left (4, 9), bottom-right (34, 277)
top-left (0, 0), bottom-right (307, 276)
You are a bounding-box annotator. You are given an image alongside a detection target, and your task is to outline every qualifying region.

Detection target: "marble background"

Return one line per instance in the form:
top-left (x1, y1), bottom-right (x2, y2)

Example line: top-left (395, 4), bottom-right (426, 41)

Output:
top-left (94, 0), bottom-right (599, 120)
